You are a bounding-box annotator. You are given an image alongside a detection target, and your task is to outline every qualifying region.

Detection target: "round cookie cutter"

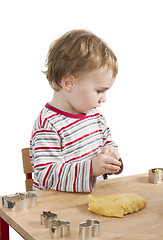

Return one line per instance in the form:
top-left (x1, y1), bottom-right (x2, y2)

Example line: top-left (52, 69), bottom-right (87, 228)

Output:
top-left (148, 168), bottom-right (163, 184)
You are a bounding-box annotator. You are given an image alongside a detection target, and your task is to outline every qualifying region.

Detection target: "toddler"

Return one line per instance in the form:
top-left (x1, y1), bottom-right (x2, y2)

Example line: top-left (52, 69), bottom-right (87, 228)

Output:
top-left (30, 29), bottom-right (123, 192)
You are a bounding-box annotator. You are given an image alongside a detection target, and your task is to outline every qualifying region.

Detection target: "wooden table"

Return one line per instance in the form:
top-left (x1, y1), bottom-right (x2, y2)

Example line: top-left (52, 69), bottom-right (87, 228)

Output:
top-left (0, 173), bottom-right (163, 240)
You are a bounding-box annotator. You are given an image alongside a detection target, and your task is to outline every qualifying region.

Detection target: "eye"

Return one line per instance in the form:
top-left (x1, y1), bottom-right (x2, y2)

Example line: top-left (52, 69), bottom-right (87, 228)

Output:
top-left (97, 90), bottom-right (104, 94)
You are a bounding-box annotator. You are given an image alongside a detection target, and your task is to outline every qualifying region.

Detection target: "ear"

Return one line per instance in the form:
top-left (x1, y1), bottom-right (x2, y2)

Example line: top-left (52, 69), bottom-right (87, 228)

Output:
top-left (61, 74), bottom-right (76, 92)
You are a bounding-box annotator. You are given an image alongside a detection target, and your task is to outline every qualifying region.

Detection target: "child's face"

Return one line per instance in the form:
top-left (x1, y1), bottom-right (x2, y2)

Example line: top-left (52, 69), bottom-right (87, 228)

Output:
top-left (67, 66), bottom-right (115, 114)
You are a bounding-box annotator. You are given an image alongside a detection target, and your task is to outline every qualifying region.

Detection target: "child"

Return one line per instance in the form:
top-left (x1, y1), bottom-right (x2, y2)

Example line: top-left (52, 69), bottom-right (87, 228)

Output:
top-left (30, 29), bottom-right (123, 192)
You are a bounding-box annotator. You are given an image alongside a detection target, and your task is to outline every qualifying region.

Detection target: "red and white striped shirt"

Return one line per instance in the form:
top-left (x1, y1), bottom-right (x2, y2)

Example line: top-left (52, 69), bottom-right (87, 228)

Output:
top-left (30, 103), bottom-right (117, 192)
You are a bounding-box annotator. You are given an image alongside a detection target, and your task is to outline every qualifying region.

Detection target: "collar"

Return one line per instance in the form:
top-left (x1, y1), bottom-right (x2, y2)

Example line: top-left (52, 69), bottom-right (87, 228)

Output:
top-left (45, 103), bottom-right (87, 119)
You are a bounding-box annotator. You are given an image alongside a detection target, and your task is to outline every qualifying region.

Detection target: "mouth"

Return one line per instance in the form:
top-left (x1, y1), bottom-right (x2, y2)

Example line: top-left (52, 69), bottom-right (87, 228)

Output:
top-left (95, 105), bottom-right (101, 108)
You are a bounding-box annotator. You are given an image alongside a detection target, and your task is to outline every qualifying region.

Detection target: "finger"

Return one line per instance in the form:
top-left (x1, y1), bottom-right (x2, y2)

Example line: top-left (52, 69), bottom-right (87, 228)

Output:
top-left (101, 146), bottom-right (109, 155)
top-left (105, 156), bottom-right (122, 167)
top-left (108, 146), bottom-right (120, 159)
top-left (114, 158), bottom-right (124, 174)
top-left (104, 164), bottom-right (121, 173)
top-left (112, 148), bottom-right (120, 160)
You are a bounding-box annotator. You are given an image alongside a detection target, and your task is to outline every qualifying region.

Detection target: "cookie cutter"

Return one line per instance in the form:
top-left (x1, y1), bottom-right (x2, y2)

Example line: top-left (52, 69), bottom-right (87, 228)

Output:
top-left (41, 211), bottom-right (58, 228)
top-left (41, 211), bottom-right (70, 239)
top-left (148, 168), bottom-right (163, 184)
top-left (103, 158), bottom-right (123, 179)
top-left (2, 191), bottom-right (37, 211)
top-left (79, 219), bottom-right (100, 240)
top-left (49, 219), bottom-right (70, 239)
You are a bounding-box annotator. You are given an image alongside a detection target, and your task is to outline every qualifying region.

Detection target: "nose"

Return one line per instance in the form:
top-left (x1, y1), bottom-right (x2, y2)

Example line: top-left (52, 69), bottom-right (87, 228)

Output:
top-left (99, 92), bottom-right (106, 103)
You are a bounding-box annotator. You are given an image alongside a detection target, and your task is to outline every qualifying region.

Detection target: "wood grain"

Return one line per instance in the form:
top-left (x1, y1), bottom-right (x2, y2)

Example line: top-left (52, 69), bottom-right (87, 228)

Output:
top-left (1, 173), bottom-right (163, 239)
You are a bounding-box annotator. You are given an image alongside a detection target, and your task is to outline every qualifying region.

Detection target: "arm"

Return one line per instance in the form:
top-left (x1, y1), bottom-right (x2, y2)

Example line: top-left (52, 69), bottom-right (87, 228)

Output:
top-left (30, 128), bottom-right (95, 192)
top-left (91, 115), bottom-right (124, 178)
top-left (103, 125), bottom-right (124, 176)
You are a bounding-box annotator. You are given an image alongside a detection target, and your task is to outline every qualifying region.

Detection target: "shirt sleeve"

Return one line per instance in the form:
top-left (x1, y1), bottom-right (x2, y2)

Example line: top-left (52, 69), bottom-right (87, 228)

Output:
top-left (30, 128), bottom-right (96, 192)
top-left (100, 115), bottom-right (124, 176)
top-left (101, 115), bottom-right (118, 148)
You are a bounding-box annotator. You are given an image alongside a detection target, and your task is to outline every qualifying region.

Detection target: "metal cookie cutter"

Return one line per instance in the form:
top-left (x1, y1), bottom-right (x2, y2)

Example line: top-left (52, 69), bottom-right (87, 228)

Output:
top-left (49, 219), bottom-right (70, 239)
top-left (41, 211), bottom-right (57, 228)
top-left (148, 168), bottom-right (163, 184)
top-left (2, 191), bottom-right (37, 211)
top-left (79, 219), bottom-right (100, 240)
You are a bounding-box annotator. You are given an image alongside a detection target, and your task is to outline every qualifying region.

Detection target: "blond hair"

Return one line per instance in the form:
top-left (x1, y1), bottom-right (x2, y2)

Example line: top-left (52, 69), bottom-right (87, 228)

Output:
top-left (44, 29), bottom-right (118, 90)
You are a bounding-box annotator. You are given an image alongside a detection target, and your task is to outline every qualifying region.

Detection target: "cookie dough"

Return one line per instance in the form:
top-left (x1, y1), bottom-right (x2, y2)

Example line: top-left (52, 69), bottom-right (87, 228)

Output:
top-left (88, 193), bottom-right (146, 218)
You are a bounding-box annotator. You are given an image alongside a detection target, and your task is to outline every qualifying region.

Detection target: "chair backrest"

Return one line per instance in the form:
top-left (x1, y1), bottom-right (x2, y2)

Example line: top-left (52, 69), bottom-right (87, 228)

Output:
top-left (22, 148), bottom-right (34, 191)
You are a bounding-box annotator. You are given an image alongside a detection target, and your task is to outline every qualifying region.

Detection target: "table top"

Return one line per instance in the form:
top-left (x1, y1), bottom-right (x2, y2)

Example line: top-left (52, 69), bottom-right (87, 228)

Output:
top-left (0, 173), bottom-right (163, 240)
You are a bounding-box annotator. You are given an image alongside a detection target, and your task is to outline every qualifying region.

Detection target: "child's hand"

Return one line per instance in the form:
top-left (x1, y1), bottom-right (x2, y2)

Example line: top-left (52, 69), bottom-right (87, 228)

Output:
top-left (101, 145), bottom-right (120, 159)
top-left (91, 146), bottom-right (121, 176)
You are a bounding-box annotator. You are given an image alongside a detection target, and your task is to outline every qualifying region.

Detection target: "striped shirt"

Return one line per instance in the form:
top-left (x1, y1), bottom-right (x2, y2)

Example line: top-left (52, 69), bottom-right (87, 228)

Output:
top-left (30, 103), bottom-right (117, 192)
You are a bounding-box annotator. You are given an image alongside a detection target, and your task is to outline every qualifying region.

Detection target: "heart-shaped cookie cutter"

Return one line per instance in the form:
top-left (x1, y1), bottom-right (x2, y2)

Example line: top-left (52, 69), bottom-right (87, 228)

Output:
top-left (148, 168), bottom-right (163, 184)
top-left (79, 219), bottom-right (100, 240)
top-left (2, 191), bottom-right (37, 211)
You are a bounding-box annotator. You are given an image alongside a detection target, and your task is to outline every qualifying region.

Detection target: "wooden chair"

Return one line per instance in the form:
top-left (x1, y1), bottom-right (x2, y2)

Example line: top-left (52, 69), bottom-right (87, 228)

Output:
top-left (22, 148), bottom-right (34, 191)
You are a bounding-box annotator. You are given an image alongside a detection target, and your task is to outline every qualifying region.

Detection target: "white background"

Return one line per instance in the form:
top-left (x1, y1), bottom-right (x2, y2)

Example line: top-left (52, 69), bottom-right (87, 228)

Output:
top-left (0, 0), bottom-right (163, 238)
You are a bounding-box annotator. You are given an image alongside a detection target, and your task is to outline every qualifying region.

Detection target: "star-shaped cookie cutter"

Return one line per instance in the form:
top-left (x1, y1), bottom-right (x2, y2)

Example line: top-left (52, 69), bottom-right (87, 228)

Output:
top-left (41, 211), bottom-right (58, 228)
top-left (79, 219), bottom-right (100, 240)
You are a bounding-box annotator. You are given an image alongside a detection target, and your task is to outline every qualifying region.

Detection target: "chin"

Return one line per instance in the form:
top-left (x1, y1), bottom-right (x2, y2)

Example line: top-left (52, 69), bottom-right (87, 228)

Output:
top-left (79, 107), bottom-right (95, 114)
top-left (84, 109), bottom-right (94, 114)
top-left (81, 110), bottom-right (89, 114)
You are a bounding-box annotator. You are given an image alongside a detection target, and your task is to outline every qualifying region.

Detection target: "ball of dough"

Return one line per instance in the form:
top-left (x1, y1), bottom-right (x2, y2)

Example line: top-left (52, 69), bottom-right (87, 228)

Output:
top-left (88, 193), bottom-right (146, 218)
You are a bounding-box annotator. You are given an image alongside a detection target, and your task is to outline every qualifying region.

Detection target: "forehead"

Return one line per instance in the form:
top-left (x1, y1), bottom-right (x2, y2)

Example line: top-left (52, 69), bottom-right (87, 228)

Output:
top-left (92, 66), bottom-right (113, 79)
top-left (81, 66), bottom-right (114, 88)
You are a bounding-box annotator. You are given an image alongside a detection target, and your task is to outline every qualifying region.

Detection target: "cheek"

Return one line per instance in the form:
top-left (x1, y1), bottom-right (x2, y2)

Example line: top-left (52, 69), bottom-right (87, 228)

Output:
top-left (74, 86), bottom-right (89, 99)
top-left (73, 84), bottom-right (97, 106)
top-left (76, 91), bottom-right (94, 107)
